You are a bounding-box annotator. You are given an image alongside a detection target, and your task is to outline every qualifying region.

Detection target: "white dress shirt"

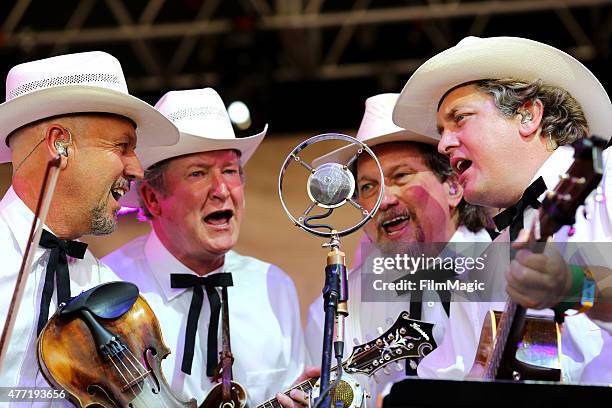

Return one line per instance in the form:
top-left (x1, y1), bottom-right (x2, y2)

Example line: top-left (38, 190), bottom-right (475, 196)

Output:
top-left (304, 226), bottom-right (491, 399)
top-left (0, 187), bottom-right (120, 407)
top-left (102, 230), bottom-right (306, 406)
top-left (418, 146), bottom-right (612, 385)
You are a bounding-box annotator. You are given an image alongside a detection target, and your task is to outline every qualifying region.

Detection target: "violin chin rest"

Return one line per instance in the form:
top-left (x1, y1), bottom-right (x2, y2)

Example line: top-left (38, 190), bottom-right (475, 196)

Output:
top-left (60, 281), bottom-right (139, 319)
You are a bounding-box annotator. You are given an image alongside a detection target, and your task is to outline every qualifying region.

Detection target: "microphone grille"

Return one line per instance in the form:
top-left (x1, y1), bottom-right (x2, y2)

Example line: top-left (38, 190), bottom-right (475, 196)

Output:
top-left (330, 380), bottom-right (355, 408)
top-left (307, 163), bottom-right (355, 207)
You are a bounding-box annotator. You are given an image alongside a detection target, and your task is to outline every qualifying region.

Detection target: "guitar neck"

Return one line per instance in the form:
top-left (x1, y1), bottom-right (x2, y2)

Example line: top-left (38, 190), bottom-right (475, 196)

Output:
top-left (256, 376), bottom-right (320, 408)
top-left (485, 209), bottom-right (557, 379)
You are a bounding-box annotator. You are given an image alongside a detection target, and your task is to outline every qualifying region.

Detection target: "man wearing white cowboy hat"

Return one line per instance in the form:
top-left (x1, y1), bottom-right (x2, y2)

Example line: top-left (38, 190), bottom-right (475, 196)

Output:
top-left (304, 93), bottom-right (491, 398)
top-left (0, 51), bottom-right (178, 399)
top-left (103, 87), bottom-right (308, 406)
top-left (394, 36), bottom-right (612, 383)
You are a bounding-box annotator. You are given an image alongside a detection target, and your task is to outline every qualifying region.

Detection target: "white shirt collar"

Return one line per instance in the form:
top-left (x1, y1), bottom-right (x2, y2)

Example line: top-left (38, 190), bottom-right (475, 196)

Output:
top-left (0, 186), bottom-right (59, 256)
top-left (449, 225), bottom-right (491, 243)
top-left (530, 145), bottom-right (575, 202)
top-left (144, 228), bottom-right (225, 302)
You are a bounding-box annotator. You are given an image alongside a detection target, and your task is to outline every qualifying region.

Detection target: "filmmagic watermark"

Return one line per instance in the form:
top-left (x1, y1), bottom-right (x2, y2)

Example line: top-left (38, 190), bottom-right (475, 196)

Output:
top-left (361, 241), bottom-right (504, 303)
top-left (360, 241), bottom-right (612, 303)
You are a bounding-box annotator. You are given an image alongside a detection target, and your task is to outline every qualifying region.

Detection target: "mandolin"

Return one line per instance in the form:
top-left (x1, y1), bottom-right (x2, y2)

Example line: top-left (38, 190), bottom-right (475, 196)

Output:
top-left (474, 136), bottom-right (606, 381)
top-left (258, 311), bottom-right (437, 408)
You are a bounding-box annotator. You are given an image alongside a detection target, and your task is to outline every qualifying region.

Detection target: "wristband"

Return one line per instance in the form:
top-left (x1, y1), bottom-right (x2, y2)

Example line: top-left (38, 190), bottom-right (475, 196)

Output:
top-left (575, 267), bottom-right (596, 313)
top-left (553, 265), bottom-right (585, 322)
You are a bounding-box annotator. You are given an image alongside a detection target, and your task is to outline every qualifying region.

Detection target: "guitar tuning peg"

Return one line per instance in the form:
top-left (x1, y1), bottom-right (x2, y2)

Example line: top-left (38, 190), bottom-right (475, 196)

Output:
top-left (595, 186), bottom-right (606, 203)
top-left (582, 207), bottom-right (591, 220)
top-left (377, 326), bottom-right (384, 335)
top-left (395, 361), bottom-right (404, 371)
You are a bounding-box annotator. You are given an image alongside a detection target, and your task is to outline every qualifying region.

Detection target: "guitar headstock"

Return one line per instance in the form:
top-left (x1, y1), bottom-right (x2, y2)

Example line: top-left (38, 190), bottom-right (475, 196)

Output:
top-left (343, 311), bottom-right (437, 376)
top-left (539, 136), bottom-right (607, 239)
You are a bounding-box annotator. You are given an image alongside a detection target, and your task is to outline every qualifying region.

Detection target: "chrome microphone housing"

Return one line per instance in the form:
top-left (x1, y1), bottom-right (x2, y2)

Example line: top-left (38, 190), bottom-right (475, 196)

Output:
top-left (278, 132), bottom-right (384, 238)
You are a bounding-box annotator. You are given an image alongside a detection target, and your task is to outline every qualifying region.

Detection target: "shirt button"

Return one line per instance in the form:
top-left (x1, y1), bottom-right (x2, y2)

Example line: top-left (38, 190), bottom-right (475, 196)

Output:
top-left (427, 302), bottom-right (435, 308)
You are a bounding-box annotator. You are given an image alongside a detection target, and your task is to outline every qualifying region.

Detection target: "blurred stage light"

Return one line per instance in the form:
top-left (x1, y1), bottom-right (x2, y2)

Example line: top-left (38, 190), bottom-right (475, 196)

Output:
top-left (228, 101), bottom-right (251, 130)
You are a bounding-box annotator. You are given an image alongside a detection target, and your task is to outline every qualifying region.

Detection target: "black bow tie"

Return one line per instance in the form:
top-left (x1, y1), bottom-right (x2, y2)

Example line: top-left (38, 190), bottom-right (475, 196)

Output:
top-left (170, 272), bottom-right (233, 376)
top-left (493, 176), bottom-right (547, 241)
top-left (37, 229), bottom-right (88, 335)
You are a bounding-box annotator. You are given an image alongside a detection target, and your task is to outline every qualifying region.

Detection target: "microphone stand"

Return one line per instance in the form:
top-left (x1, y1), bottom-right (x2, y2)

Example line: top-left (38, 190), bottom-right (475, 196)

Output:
top-left (277, 133), bottom-right (384, 408)
top-left (317, 233), bottom-right (348, 408)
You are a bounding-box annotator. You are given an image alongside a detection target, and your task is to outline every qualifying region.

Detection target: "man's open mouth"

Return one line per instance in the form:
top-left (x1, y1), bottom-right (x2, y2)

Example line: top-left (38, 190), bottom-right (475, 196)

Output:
top-left (453, 158), bottom-right (472, 175)
top-left (381, 214), bottom-right (410, 234)
top-left (204, 209), bottom-right (234, 226)
top-left (111, 187), bottom-right (127, 202)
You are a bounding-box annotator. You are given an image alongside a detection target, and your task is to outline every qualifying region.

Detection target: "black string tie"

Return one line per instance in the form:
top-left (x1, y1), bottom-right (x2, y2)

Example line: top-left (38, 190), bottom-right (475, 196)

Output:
top-left (170, 272), bottom-right (233, 376)
top-left (493, 176), bottom-right (547, 241)
top-left (37, 229), bottom-right (88, 335)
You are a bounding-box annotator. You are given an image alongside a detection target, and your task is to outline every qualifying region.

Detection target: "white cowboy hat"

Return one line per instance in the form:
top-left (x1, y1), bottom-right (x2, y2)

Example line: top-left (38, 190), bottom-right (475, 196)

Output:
top-left (0, 51), bottom-right (179, 163)
top-left (313, 93), bottom-right (433, 167)
top-left (393, 36), bottom-right (612, 142)
top-left (120, 87), bottom-right (267, 207)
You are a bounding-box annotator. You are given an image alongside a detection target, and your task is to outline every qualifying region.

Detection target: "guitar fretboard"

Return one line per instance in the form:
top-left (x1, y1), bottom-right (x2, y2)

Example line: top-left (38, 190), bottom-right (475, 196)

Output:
top-left (485, 300), bottom-right (517, 378)
top-left (257, 377), bottom-right (317, 408)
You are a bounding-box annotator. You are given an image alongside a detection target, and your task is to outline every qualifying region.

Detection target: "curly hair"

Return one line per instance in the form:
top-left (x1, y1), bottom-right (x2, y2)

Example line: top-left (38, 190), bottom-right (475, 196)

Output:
top-left (475, 78), bottom-right (588, 146)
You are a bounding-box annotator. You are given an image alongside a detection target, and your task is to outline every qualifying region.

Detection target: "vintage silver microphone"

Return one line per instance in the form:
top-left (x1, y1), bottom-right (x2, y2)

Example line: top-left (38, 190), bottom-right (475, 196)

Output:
top-left (278, 133), bottom-right (383, 408)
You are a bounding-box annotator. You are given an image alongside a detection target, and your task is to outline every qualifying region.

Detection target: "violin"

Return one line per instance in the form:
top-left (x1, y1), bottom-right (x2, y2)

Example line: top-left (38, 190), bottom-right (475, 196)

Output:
top-left (38, 281), bottom-right (197, 407)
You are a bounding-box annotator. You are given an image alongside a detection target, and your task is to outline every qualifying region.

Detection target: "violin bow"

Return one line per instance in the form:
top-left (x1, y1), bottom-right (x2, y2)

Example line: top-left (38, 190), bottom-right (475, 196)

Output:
top-left (0, 155), bottom-right (62, 372)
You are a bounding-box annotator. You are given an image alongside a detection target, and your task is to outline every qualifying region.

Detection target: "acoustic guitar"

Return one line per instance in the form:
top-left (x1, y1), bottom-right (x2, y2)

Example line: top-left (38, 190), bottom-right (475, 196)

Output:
top-left (474, 136), bottom-right (606, 381)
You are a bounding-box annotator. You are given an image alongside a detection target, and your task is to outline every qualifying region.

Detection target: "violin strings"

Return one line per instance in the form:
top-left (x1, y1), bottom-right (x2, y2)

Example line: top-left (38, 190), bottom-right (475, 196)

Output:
top-left (116, 350), bottom-right (145, 392)
top-left (108, 354), bottom-right (138, 399)
top-left (122, 347), bottom-right (147, 378)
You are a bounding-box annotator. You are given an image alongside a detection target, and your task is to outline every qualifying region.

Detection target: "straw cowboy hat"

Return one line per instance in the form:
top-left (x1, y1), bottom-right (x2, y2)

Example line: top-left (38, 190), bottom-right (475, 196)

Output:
top-left (121, 87), bottom-right (267, 207)
top-left (0, 51), bottom-right (179, 163)
top-left (313, 93), bottom-right (432, 167)
top-left (393, 36), bottom-right (612, 142)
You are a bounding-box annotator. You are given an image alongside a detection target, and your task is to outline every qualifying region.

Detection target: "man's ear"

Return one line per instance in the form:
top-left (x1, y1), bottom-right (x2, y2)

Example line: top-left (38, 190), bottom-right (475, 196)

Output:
top-left (444, 175), bottom-right (463, 210)
top-left (45, 125), bottom-right (71, 170)
top-left (139, 183), bottom-right (162, 218)
top-left (517, 99), bottom-right (544, 139)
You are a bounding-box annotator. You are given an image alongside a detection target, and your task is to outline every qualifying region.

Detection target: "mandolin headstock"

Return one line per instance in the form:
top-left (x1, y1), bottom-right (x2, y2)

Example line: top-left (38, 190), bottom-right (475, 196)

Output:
top-left (343, 311), bottom-right (436, 376)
